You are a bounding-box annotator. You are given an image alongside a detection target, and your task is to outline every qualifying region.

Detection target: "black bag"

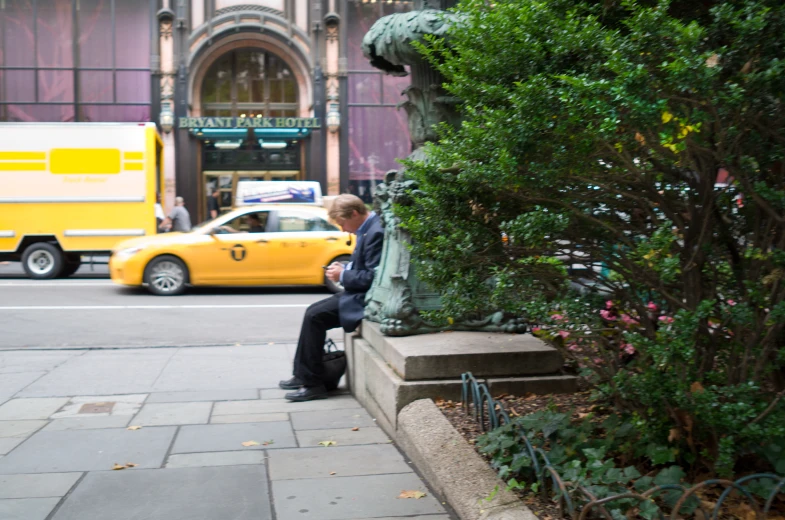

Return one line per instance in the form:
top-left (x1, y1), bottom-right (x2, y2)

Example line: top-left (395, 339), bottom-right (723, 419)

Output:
top-left (322, 339), bottom-right (347, 391)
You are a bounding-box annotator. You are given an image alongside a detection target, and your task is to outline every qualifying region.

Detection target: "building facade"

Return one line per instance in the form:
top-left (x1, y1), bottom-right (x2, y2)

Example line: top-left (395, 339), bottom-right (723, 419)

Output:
top-left (0, 0), bottom-right (412, 220)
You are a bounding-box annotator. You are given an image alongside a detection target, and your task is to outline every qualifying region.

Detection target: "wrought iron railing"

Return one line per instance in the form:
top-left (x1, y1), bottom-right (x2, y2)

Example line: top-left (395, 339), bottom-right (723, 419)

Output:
top-left (460, 372), bottom-right (785, 519)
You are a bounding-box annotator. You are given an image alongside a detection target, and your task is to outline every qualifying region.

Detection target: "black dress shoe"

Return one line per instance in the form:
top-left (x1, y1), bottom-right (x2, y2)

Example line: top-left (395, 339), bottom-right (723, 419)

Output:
top-left (285, 385), bottom-right (328, 402)
top-left (279, 377), bottom-right (304, 390)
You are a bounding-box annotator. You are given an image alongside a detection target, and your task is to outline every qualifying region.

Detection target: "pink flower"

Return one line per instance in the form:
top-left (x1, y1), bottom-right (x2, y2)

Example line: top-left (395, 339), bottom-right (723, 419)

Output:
top-left (623, 344), bottom-right (636, 355)
top-left (658, 316), bottom-right (674, 324)
top-left (567, 344), bottom-right (579, 351)
top-left (606, 300), bottom-right (614, 309)
top-left (647, 302), bottom-right (658, 311)
top-left (600, 309), bottom-right (617, 321)
top-left (593, 358), bottom-right (603, 365)
top-left (551, 314), bottom-right (567, 322)
top-left (621, 314), bottom-right (639, 326)
top-left (727, 299), bottom-right (736, 306)
top-left (558, 330), bottom-right (570, 339)
top-left (532, 327), bottom-right (542, 333)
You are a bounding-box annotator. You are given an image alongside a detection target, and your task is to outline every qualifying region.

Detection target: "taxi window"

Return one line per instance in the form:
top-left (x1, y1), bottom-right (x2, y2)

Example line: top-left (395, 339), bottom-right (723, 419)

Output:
top-left (222, 211), bottom-right (269, 233)
top-left (275, 210), bottom-right (338, 232)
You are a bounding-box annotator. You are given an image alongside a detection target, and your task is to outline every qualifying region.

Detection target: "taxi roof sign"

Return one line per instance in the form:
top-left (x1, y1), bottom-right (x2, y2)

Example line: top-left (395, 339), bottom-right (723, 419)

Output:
top-left (235, 181), bottom-right (323, 207)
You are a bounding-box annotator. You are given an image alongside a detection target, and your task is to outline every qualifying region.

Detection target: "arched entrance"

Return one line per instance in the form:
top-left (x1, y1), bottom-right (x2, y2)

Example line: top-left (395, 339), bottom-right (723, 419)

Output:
top-left (198, 49), bottom-right (307, 216)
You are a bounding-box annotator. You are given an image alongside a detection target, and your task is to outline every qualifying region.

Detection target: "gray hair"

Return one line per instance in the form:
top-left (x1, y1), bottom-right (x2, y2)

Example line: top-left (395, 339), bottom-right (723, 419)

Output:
top-left (175, 196), bottom-right (184, 205)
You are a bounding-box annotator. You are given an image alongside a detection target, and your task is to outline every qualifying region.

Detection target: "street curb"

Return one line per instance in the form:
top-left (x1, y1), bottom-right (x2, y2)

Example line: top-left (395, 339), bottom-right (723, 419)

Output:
top-left (395, 399), bottom-right (538, 520)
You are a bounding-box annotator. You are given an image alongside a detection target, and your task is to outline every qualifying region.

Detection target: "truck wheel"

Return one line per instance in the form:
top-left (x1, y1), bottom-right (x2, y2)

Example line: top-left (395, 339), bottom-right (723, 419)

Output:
top-left (325, 255), bottom-right (352, 294)
top-left (144, 255), bottom-right (189, 296)
top-left (22, 243), bottom-right (64, 280)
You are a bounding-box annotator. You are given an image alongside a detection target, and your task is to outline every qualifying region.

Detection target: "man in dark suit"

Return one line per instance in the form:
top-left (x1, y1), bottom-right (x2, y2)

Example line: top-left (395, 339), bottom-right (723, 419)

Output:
top-left (279, 194), bottom-right (384, 402)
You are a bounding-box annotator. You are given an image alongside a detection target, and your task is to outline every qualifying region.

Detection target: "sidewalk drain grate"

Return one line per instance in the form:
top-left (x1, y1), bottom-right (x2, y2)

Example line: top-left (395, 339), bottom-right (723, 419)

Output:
top-left (79, 402), bottom-right (116, 414)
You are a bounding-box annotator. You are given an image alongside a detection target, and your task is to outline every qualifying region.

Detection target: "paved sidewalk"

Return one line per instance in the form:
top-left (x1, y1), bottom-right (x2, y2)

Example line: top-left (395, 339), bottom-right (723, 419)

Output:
top-left (0, 345), bottom-right (452, 520)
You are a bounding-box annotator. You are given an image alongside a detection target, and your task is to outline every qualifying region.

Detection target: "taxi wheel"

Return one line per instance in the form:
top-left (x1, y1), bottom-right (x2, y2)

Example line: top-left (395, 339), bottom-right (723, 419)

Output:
top-left (144, 255), bottom-right (189, 296)
top-left (325, 255), bottom-right (352, 294)
top-left (22, 242), bottom-right (64, 280)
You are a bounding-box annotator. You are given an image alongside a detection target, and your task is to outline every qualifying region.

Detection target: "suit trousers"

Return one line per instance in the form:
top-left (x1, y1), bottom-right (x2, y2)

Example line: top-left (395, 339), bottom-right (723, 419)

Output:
top-left (293, 293), bottom-right (341, 386)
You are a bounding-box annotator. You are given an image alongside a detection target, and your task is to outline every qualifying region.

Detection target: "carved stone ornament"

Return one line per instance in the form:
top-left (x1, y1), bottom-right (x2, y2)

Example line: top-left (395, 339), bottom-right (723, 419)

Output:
top-left (361, 10), bottom-right (457, 77)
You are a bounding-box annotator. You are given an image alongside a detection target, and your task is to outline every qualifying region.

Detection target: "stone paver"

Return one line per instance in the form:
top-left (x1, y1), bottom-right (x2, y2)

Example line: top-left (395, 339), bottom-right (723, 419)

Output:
top-left (42, 416), bottom-right (132, 432)
top-left (171, 422), bottom-right (296, 453)
top-left (0, 472), bottom-right (82, 498)
top-left (132, 402), bottom-right (212, 426)
top-left (272, 473), bottom-right (444, 520)
top-left (0, 438), bottom-right (26, 455)
top-left (0, 427), bottom-right (176, 474)
top-left (268, 444), bottom-right (412, 480)
top-left (50, 466), bottom-right (271, 520)
top-left (259, 388), bottom-right (290, 399)
top-left (146, 389), bottom-right (259, 403)
top-left (290, 408), bottom-right (376, 430)
top-left (0, 398), bottom-right (70, 420)
top-left (0, 420), bottom-right (47, 438)
top-left (165, 451), bottom-right (266, 468)
top-left (211, 412), bottom-right (289, 424)
top-left (212, 395), bottom-right (360, 415)
top-left (0, 347), bottom-right (452, 520)
top-left (295, 426), bottom-right (389, 447)
top-left (0, 497), bottom-right (60, 520)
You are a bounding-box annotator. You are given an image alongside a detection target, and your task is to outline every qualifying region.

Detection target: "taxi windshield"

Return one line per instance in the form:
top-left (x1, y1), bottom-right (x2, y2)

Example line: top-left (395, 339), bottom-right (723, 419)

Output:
top-left (191, 214), bottom-right (233, 233)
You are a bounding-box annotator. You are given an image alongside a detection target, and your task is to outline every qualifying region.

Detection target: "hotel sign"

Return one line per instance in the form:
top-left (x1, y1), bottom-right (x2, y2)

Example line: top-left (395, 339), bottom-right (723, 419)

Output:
top-left (178, 117), bottom-right (321, 129)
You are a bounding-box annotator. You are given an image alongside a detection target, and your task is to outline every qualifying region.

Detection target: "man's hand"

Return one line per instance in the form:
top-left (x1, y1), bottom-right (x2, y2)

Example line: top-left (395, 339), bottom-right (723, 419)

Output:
top-left (325, 262), bottom-right (344, 282)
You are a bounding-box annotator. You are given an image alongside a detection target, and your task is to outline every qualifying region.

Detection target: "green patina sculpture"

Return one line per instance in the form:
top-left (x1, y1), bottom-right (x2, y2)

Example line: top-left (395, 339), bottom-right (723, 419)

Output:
top-left (361, 2), bottom-right (527, 336)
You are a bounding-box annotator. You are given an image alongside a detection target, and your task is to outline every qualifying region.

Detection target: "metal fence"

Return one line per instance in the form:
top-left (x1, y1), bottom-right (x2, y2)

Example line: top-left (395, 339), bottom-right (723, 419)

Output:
top-left (460, 372), bottom-right (785, 519)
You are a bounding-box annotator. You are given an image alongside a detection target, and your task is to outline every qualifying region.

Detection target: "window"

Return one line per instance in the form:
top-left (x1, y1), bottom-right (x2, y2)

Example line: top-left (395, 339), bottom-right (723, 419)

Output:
top-left (0, 0), bottom-right (151, 122)
top-left (275, 210), bottom-right (337, 232)
top-left (202, 50), bottom-right (298, 118)
top-left (221, 211), bottom-right (269, 234)
top-left (346, 0), bottom-right (413, 202)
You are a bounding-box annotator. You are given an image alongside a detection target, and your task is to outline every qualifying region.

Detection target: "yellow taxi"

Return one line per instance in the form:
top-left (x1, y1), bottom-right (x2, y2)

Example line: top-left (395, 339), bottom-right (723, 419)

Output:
top-left (109, 204), bottom-right (355, 295)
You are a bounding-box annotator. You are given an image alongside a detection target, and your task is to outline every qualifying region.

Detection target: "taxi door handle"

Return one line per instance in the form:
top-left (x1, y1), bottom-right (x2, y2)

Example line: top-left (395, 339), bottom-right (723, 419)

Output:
top-left (256, 239), bottom-right (269, 244)
top-left (325, 237), bottom-right (338, 242)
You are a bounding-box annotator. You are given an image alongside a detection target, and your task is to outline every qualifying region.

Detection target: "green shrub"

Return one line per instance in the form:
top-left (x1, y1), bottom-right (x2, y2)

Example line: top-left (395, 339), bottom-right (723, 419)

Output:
top-left (400, 0), bottom-right (785, 474)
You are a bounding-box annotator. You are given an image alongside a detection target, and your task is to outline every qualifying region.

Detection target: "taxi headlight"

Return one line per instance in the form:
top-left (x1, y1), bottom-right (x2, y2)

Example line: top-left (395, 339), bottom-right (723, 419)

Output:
top-left (115, 246), bottom-right (145, 259)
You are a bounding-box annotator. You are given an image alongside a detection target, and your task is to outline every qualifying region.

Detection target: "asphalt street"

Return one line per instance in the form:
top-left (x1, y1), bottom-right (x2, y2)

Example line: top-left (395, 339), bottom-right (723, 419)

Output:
top-left (0, 262), bottom-right (343, 349)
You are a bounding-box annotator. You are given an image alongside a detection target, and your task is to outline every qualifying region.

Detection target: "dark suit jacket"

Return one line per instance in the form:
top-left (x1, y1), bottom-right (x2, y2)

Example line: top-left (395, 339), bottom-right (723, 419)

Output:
top-left (339, 213), bottom-right (384, 332)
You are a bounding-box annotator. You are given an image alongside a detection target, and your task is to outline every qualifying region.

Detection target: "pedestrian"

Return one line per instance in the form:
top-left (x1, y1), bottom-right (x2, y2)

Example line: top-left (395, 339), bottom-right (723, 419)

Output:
top-left (208, 188), bottom-right (220, 219)
top-left (168, 196), bottom-right (192, 232)
top-left (154, 193), bottom-right (166, 233)
top-left (279, 194), bottom-right (384, 402)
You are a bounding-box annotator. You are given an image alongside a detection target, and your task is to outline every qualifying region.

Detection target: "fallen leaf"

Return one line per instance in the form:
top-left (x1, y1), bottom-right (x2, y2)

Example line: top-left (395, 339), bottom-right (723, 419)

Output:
top-left (262, 440), bottom-right (274, 446)
top-left (318, 440), bottom-right (337, 447)
top-left (329, 471), bottom-right (336, 475)
top-left (125, 462), bottom-right (138, 467)
top-left (398, 490), bottom-right (427, 499)
top-left (705, 53), bottom-right (720, 68)
top-left (242, 441), bottom-right (260, 447)
top-left (127, 425), bottom-right (142, 431)
top-left (112, 463), bottom-right (126, 470)
top-left (351, 427), bottom-right (359, 431)
top-left (691, 381), bottom-right (705, 393)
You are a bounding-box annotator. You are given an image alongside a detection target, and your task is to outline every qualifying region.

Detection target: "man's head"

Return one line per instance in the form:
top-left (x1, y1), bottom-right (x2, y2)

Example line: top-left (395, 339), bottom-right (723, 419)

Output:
top-left (175, 196), bottom-right (184, 206)
top-left (247, 213), bottom-right (261, 226)
top-left (212, 188), bottom-right (219, 197)
top-left (328, 194), bottom-right (368, 234)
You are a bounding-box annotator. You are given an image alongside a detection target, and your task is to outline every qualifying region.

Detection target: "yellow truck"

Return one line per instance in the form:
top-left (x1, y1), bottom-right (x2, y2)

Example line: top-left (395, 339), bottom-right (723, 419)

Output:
top-left (0, 123), bottom-right (164, 279)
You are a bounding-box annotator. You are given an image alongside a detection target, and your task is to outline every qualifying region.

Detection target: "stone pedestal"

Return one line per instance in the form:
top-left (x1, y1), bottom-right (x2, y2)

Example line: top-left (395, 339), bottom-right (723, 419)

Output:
top-left (346, 321), bottom-right (577, 436)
